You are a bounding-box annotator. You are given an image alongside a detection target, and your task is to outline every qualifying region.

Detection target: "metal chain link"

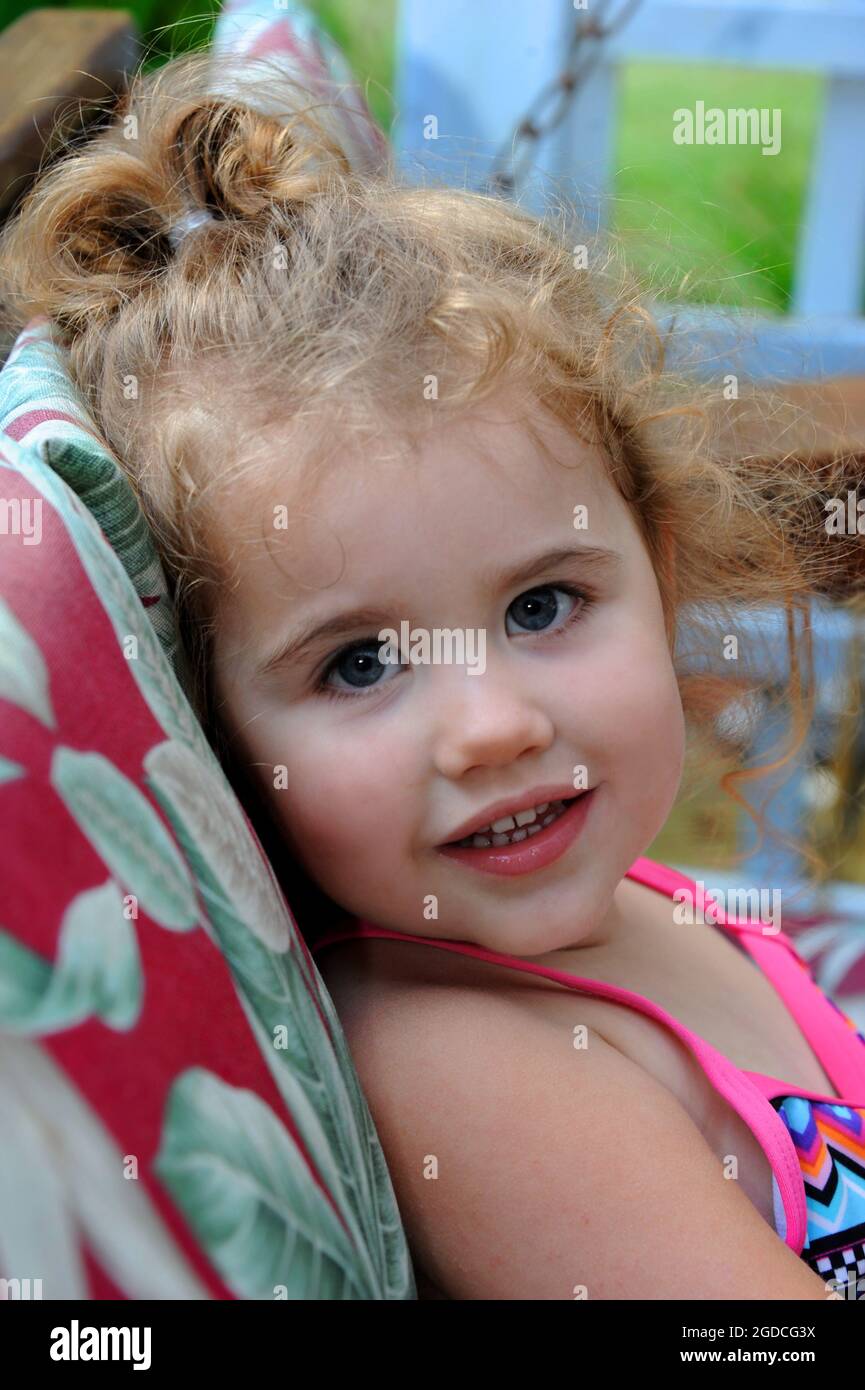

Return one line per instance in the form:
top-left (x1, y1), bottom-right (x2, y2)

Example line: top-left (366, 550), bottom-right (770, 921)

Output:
top-left (483, 0), bottom-right (646, 197)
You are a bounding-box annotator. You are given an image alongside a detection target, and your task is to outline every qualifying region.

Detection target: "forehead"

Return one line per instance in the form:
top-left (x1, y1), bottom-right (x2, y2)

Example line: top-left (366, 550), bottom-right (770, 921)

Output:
top-left (214, 392), bottom-right (634, 636)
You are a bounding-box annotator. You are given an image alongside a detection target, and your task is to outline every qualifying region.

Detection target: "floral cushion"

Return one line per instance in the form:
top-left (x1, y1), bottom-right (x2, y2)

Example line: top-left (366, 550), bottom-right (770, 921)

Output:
top-left (0, 1), bottom-right (414, 1301)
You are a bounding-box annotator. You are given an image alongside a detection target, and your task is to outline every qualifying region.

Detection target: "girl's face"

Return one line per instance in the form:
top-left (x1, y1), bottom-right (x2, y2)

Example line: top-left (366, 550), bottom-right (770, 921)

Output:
top-left (212, 393), bottom-right (686, 956)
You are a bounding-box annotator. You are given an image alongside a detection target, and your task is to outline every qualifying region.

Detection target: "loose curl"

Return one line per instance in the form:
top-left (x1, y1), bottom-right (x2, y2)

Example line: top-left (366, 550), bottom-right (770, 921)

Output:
top-left (1, 45), bottom-right (862, 906)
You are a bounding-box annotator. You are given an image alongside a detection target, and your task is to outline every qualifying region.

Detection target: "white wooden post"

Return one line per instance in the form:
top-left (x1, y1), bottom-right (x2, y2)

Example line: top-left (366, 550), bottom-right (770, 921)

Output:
top-left (795, 74), bottom-right (865, 316)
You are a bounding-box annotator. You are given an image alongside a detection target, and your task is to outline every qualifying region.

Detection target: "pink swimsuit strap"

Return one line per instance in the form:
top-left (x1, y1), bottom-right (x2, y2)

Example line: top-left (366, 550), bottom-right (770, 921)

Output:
top-left (311, 856), bottom-right (865, 1256)
top-left (625, 858), bottom-right (865, 1100)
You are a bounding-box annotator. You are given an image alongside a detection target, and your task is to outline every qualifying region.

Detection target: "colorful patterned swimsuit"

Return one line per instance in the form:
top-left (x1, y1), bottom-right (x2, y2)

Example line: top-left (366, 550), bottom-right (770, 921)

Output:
top-left (312, 857), bottom-right (865, 1296)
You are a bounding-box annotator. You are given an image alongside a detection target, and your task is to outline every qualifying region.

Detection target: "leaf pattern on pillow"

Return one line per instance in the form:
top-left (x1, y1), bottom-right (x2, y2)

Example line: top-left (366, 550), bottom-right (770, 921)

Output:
top-left (155, 1067), bottom-right (382, 1299)
top-left (0, 1037), bottom-right (211, 1299)
top-left (0, 880), bottom-right (142, 1033)
top-left (52, 748), bottom-right (200, 932)
top-left (144, 739), bottom-right (290, 952)
top-left (0, 597), bottom-right (56, 729)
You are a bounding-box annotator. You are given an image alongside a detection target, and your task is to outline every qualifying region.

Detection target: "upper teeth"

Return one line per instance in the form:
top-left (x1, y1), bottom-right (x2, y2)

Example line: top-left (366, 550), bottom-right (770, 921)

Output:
top-left (450, 798), bottom-right (573, 849)
top-left (470, 806), bottom-right (553, 834)
top-left (478, 801), bottom-right (550, 836)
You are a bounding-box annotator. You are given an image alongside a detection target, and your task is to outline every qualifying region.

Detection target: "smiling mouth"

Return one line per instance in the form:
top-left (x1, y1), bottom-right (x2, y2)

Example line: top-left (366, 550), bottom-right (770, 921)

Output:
top-left (445, 796), bottom-right (579, 849)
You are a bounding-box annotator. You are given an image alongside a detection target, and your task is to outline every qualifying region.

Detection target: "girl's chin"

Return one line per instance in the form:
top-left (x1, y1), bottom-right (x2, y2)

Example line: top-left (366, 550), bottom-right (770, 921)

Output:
top-left (468, 919), bottom-right (594, 959)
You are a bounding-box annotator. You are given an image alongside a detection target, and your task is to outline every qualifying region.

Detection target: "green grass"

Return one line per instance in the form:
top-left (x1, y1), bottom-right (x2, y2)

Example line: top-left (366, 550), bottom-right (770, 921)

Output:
top-left (615, 62), bottom-right (823, 313)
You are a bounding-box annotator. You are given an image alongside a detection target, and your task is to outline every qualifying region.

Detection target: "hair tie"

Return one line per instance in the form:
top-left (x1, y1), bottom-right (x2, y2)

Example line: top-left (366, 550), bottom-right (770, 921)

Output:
top-left (167, 207), bottom-right (212, 250)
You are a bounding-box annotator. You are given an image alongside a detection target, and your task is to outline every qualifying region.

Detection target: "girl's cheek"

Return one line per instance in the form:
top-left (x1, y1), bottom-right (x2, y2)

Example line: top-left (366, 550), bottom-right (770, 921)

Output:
top-left (567, 639), bottom-right (675, 730)
top-left (587, 635), bottom-right (684, 771)
top-left (276, 744), bottom-right (397, 848)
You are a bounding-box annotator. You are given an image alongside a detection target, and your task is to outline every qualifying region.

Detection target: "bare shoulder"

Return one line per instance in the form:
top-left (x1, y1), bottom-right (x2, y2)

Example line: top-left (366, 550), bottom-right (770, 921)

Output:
top-left (318, 941), bottom-right (830, 1301)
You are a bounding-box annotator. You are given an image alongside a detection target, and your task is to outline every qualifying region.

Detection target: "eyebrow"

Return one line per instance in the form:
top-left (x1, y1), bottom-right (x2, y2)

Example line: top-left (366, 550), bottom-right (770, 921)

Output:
top-left (253, 542), bottom-right (622, 680)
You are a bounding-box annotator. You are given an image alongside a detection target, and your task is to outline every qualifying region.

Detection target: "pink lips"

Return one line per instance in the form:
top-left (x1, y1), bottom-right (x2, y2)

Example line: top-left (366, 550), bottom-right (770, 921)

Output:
top-left (436, 788), bottom-right (597, 877)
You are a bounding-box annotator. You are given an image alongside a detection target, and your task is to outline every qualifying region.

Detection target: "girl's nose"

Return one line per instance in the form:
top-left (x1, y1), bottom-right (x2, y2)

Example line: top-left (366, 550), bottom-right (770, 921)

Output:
top-left (430, 667), bottom-right (555, 779)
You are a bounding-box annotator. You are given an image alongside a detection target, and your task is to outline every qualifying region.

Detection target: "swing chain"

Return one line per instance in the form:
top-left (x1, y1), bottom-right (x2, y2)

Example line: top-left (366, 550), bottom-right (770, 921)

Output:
top-left (484, 0), bottom-right (645, 198)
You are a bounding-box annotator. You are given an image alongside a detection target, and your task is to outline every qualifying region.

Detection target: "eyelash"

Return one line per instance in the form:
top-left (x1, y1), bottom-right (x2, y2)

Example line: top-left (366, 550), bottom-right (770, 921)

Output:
top-left (312, 582), bottom-right (597, 703)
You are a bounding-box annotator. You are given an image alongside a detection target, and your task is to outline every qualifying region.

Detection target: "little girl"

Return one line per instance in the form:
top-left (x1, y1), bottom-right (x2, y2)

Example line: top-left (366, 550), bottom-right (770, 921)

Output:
top-left (3, 45), bottom-right (864, 1302)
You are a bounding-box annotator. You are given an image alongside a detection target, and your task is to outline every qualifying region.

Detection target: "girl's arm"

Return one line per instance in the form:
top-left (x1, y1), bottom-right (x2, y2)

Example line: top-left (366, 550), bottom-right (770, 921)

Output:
top-left (340, 980), bottom-right (831, 1301)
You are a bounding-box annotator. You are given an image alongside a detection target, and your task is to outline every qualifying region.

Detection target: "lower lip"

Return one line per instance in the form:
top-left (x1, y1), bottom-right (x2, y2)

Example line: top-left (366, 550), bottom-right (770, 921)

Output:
top-left (436, 789), bottom-right (597, 877)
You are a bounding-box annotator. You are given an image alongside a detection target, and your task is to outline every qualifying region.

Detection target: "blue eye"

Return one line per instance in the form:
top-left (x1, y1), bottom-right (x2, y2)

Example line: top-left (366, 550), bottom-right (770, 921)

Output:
top-left (319, 639), bottom-right (400, 697)
top-left (505, 584), bottom-right (589, 636)
top-left (315, 582), bottom-right (594, 701)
